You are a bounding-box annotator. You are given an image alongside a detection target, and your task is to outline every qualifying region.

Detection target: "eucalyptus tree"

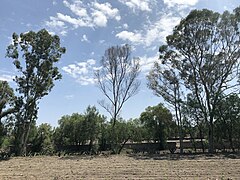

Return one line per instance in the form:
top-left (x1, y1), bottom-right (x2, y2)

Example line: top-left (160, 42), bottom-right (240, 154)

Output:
top-left (6, 29), bottom-right (66, 155)
top-left (150, 8), bottom-right (240, 153)
top-left (147, 60), bottom-right (184, 153)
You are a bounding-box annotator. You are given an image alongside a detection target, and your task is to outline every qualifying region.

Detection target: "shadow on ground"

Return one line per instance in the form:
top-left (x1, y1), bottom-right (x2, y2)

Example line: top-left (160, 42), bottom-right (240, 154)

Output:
top-left (127, 152), bottom-right (240, 161)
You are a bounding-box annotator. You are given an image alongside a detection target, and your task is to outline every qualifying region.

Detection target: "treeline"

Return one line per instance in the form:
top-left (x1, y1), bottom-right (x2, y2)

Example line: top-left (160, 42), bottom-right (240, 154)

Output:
top-left (1, 7), bottom-right (240, 156)
top-left (1, 100), bottom-right (240, 156)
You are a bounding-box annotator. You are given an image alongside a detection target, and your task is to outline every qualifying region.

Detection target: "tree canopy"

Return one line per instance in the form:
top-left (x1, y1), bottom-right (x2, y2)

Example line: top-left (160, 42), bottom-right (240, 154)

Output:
top-left (148, 7), bottom-right (240, 153)
top-left (6, 29), bottom-right (66, 155)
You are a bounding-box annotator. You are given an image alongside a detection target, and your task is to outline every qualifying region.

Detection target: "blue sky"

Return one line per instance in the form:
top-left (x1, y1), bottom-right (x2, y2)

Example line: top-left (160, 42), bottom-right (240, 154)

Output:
top-left (0, 0), bottom-right (239, 127)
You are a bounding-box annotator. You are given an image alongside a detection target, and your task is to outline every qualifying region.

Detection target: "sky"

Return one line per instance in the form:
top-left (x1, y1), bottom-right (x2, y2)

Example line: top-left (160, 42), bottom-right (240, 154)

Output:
top-left (0, 0), bottom-right (239, 127)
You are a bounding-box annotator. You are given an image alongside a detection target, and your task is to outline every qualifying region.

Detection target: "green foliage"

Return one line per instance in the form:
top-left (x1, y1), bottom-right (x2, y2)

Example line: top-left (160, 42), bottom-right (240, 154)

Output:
top-left (140, 104), bottom-right (174, 149)
top-left (151, 7), bottom-right (240, 153)
top-left (55, 106), bottom-right (106, 150)
top-left (6, 29), bottom-right (65, 156)
top-left (127, 118), bottom-right (148, 142)
top-left (0, 122), bottom-right (6, 147)
top-left (33, 123), bottom-right (54, 155)
top-left (0, 81), bottom-right (16, 121)
top-left (215, 94), bottom-right (240, 150)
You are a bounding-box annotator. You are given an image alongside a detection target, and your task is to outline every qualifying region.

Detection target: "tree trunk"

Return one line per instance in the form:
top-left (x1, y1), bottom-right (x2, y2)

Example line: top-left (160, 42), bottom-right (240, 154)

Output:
top-left (118, 137), bottom-right (129, 154)
top-left (22, 121), bottom-right (32, 155)
top-left (15, 121), bottom-right (32, 156)
top-left (199, 128), bottom-right (205, 153)
top-left (208, 120), bottom-right (214, 153)
top-left (189, 131), bottom-right (196, 153)
top-left (228, 133), bottom-right (235, 152)
top-left (179, 124), bottom-right (184, 154)
top-left (89, 139), bottom-right (93, 154)
top-left (110, 126), bottom-right (117, 154)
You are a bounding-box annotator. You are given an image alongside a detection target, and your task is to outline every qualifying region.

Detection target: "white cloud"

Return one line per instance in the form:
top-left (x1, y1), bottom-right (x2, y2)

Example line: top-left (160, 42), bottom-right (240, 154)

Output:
top-left (92, 10), bottom-right (108, 27)
top-left (45, 16), bottom-right (67, 36)
top-left (0, 75), bottom-right (14, 82)
top-left (65, 94), bottom-right (74, 100)
top-left (99, 40), bottom-right (105, 44)
top-left (45, 1), bottom-right (121, 34)
top-left (116, 31), bottom-right (143, 44)
top-left (93, 2), bottom-right (121, 21)
top-left (163, 0), bottom-right (198, 8)
top-left (56, 13), bottom-right (92, 28)
top-left (62, 59), bottom-right (99, 86)
top-left (116, 13), bottom-right (181, 46)
top-left (52, 1), bottom-right (57, 6)
top-left (145, 14), bottom-right (181, 45)
top-left (123, 23), bottom-right (128, 29)
top-left (118, 0), bottom-right (151, 12)
top-left (139, 54), bottom-right (158, 73)
top-left (81, 34), bottom-right (90, 42)
top-left (63, 0), bottom-right (88, 17)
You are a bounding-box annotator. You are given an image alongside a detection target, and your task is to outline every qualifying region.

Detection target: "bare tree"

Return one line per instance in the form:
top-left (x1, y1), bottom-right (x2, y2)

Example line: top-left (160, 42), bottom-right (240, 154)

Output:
top-left (95, 44), bottom-right (140, 128)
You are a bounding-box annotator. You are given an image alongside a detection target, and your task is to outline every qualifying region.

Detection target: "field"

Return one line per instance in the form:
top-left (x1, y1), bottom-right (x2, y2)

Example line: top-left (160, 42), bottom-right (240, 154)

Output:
top-left (0, 154), bottom-right (240, 179)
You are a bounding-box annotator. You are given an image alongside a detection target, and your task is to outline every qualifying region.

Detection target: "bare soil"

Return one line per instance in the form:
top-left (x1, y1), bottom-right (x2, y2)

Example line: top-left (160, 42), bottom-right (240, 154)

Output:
top-left (0, 153), bottom-right (239, 179)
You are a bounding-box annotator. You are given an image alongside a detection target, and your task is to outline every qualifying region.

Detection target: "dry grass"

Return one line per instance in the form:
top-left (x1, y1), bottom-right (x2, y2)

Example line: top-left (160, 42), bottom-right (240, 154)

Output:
top-left (0, 153), bottom-right (239, 179)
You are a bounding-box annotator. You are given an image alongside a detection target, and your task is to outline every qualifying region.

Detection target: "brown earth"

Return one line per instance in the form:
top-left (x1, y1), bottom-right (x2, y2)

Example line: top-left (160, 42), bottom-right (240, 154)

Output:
top-left (0, 153), bottom-right (239, 179)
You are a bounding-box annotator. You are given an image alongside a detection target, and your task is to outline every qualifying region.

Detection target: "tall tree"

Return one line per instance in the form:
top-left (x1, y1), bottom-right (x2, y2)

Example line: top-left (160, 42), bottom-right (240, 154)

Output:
top-left (154, 8), bottom-right (240, 153)
top-left (6, 29), bottom-right (66, 155)
top-left (95, 44), bottom-right (140, 127)
top-left (147, 60), bottom-right (184, 153)
top-left (95, 44), bottom-right (140, 153)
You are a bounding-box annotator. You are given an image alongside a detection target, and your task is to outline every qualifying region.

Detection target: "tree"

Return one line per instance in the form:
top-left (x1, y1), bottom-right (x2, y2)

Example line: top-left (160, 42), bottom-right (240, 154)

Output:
top-left (147, 61), bottom-right (185, 153)
top-left (83, 106), bottom-right (105, 153)
top-left (6, 29), bottom-right (66, 155)
top-left (0, 81), bottom-right (15, 122)
top-left (0, 81), bottom-right (16, 147)
top-left (95, 44), bottom-right (140, 127)
top-left (215, 94), bottom-right (240, 151)
top-left (57, 114), bottom-right (84, 145)
top-left (127, 118), bottom-right (148, 143)
top-left (55, 106), bottom-right (105, 153)
top-left (95, 44), bottom-right (140, 153)
top-left (33, 123), bottom-right (54, 155)
top-left (140, 104), bottom-right (173, 149)
top-left (182, 93), bottom-right (208, 152)
top-left (156, 8), bottom-right (240, 153)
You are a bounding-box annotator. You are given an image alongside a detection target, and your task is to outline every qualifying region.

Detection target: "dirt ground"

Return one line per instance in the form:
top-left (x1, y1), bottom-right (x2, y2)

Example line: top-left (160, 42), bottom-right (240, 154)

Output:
top-left (0, 153), bottom-right (239, 179)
